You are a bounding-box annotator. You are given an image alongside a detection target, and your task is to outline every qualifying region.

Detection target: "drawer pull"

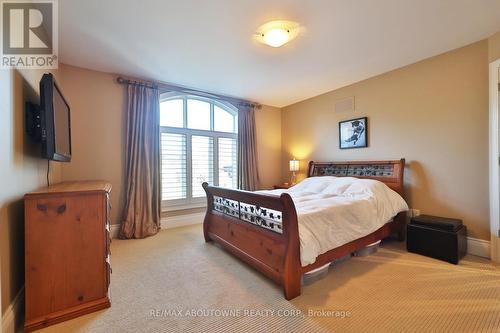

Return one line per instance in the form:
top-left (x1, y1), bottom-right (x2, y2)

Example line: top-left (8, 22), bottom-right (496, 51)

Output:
top-left (36, 204), bottom-right (47, 213)
top-left (57, 204), bottom-right (66, 214)
top-left (36, 203), bottom-right (66, 214)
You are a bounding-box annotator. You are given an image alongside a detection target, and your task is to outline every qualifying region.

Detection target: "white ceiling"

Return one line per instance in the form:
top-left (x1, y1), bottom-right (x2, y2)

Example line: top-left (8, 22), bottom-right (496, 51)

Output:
top-left (59, 0), bottom-right (500, 107)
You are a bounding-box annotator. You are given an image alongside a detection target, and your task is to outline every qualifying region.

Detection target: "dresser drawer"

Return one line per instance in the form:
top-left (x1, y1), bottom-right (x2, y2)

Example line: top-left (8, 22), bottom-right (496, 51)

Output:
top-left (24, 181), bottom-right (112, 332)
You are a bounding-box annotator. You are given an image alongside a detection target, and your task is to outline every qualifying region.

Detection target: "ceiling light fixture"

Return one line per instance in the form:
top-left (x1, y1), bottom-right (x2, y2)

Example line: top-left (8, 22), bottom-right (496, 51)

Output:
top-left (263, 28), bottom-right (290, 48)
top-left (255, 20), bottom-right (301, 48)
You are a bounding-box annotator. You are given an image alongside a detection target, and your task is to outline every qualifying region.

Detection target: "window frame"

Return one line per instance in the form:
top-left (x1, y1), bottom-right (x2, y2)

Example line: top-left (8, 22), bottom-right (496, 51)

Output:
top-left (160, 93), bottom-right (238, 211)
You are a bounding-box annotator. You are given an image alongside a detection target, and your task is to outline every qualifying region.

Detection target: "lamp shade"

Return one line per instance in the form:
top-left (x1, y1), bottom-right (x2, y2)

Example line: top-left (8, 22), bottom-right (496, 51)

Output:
top-left (289, 159), bottom-right (299, 172)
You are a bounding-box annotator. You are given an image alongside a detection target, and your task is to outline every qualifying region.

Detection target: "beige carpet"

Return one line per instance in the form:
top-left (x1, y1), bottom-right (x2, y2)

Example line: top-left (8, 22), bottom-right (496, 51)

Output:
top-left (38, 224), bottom-right (500, 333)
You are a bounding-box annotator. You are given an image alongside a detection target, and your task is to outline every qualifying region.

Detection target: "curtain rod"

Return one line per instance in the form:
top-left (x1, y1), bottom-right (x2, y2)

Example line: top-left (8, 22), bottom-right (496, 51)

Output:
top-left (116, 76), bottom-right (261, 109)
top-left (116, 77), bottom-right (157, 88)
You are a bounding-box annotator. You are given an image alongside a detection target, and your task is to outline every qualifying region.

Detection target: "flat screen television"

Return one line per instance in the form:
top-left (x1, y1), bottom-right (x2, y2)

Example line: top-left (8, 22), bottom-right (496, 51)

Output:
top-left (27, 73), bottom-right (72, 162)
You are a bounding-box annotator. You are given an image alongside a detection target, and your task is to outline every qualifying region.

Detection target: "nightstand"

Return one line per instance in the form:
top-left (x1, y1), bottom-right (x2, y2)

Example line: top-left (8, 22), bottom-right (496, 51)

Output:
top-left (273, 184), bottom-right (291, 189)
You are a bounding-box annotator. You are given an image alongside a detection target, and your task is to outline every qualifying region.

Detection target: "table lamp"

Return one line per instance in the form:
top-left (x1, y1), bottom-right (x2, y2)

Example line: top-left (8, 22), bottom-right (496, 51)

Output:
top-left (289, 159), bottom-right (299, 185)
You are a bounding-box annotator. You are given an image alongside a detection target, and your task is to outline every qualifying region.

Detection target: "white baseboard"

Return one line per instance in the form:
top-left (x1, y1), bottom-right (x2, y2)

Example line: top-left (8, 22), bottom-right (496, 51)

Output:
top-left (161, 212), bottom-right (204, 229)
top-left (110, 224), bottom-right (120, 239)
top-left (1, 286), bottom-right (24, 333)
top-left (109, 213), bottom-right (205, 239)
top-left (467, 237), bottom-right (491, 258)
top-left (108, 217), bottom-right (491, 259)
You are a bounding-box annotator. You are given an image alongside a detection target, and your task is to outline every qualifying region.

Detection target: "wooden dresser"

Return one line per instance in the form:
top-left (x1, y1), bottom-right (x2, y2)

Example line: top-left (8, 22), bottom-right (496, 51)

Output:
top-left (24, 181), bottom-right (112, 331)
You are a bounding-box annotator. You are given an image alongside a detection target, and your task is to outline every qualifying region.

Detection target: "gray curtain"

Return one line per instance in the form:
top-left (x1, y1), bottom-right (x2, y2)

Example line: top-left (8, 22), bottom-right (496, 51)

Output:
top-left (120, 84), bottom-right (161, 239)
top-left (237, 106), bottom-right (259, 190)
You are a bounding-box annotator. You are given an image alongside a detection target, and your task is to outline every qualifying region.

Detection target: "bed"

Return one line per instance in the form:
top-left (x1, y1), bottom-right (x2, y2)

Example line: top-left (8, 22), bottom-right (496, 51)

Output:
top-left (202, 159), bottom-right (408, 300)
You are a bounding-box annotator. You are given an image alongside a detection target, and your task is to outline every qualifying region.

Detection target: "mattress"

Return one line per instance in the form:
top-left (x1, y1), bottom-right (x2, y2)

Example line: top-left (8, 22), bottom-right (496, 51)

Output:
top-left (258, 176), bottom-right (408, 266)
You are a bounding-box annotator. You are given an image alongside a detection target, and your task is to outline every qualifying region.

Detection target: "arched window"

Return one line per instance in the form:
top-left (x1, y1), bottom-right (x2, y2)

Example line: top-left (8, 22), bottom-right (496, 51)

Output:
top-left (160, 94), bottom-right (238, 209)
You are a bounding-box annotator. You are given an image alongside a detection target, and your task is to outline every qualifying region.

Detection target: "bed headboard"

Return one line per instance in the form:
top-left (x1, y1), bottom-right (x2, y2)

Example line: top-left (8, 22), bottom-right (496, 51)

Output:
top-left (307, 159), bottom-right (405, 198)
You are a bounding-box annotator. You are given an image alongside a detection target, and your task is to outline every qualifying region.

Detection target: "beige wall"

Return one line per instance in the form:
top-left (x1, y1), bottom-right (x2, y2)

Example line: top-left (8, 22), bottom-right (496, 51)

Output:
top-left (281, 40), bottom-right (490, 240)
top-left (58, 64), bottom-right (126, 227)
top-left (0, 68), bottom-right (62, 321)
top-left (1, 36), bottom-right (492, 320)
top-left (488, 31), bottom-right (500, 63)
top-left (58, 64), bottom-right (283, 225)
top-left (255, 105), bottom-right (282, 189)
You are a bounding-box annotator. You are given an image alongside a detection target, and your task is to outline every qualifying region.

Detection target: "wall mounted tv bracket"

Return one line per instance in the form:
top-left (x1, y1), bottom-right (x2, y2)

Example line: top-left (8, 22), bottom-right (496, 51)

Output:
top-left (26, 102), bottom-right (44, 143)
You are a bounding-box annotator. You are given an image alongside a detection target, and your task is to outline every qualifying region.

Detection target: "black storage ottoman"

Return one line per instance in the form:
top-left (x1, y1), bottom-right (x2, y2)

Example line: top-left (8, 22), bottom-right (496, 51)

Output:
top-left (407, 215), bottom-right (467, 264)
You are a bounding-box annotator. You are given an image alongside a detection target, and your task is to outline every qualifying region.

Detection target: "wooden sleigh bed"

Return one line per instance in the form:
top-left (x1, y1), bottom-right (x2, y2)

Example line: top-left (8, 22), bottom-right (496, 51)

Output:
top-left (202, 159), bottom-right (406, 300)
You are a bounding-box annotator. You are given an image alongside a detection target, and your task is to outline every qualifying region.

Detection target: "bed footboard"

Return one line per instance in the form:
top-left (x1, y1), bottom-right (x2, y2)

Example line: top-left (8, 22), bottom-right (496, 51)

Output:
top-left (202, 183), bottom-right (302, 300)
top-left (202, 167), bottom-right (406, 300)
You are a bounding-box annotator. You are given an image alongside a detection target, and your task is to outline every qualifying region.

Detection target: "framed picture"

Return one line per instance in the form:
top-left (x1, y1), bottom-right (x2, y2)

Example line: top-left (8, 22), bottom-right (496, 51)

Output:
top-left (339, 117), bottom-right (368, 149)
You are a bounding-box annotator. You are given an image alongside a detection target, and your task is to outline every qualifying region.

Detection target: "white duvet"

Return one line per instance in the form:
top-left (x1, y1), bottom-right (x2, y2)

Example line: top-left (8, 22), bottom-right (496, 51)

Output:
top-left (258, 176), bottom-right (408, 266)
